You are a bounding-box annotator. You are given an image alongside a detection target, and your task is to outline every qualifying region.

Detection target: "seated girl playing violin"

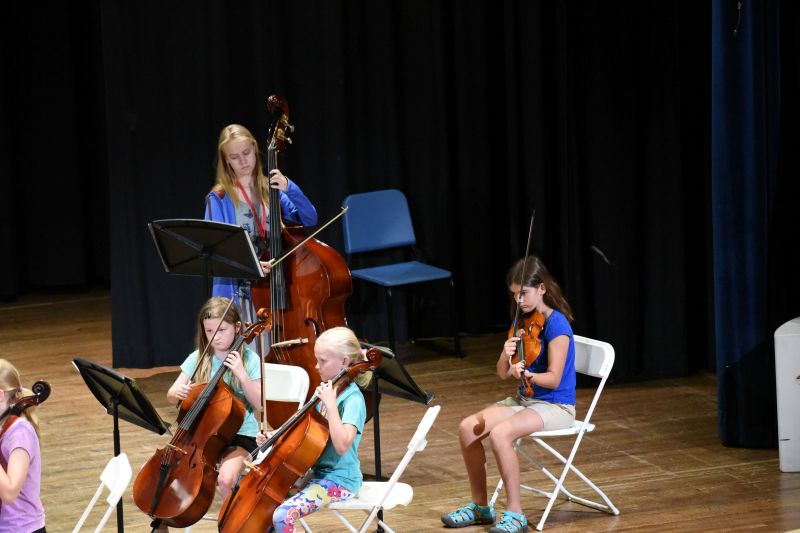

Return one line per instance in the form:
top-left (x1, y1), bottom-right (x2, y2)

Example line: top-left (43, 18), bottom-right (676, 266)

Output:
top-left (166, 297), bottom-right (262, 499)
top-left (441, 256), bottom-right (576, 533)
top-left (262, 326), bottom-right (370, 533)
top-left (0, 359), bottom-right (46, 533)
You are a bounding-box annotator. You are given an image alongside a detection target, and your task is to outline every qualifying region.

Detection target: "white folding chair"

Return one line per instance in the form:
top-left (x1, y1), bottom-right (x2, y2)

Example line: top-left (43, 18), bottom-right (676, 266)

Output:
top-left (72, 453), bottom-right (132, 533)
top-left (490, 335), bottom-right (619, 531)
top-left (185, 363), bottom-right (310, 532)
top-left (300, 404), bottom-right (441, 533)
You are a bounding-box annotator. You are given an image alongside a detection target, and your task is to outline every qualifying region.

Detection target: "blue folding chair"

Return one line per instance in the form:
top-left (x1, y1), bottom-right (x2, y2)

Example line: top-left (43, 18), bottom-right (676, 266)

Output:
top-left (342, 189), bottom-right (462, 356)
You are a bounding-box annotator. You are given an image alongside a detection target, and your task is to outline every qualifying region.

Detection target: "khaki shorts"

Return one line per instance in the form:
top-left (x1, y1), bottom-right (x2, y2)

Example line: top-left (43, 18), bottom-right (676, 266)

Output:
top-left (496, 394), bottom-right (576, 431)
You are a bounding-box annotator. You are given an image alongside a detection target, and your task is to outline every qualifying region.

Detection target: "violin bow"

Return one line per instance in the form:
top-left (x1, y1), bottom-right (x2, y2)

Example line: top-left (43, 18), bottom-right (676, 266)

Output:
top-left (512, 210), bottom-right (536, 383)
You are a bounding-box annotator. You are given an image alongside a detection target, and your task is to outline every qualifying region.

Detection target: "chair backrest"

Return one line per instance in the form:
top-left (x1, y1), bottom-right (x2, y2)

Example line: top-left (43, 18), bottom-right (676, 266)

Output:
top-left (383, 405), bottom-right (441, 488)
top-left (572, 335), bottom-right (614, 426)
top-left (101, 452), bottom-right (133, 505)
top-left (264, 363), bottom-right (310, 406)
top-left (573, 335), bottom-right (615, 379)
top-left (72, 453), bottom-right (132, 533)
top-left (342, 189), bottom-right (417, 254)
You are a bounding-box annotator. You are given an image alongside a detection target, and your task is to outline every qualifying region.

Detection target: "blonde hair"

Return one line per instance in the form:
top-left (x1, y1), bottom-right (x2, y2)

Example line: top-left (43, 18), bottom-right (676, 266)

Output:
top-left (316, 327), bottom-right (372, 388)
top-left (213, 124), bottom-right (270, 210)
top-left (0, 359), bottom-right (41, 436)
top-left (194, 297), bottom-right (246, 390)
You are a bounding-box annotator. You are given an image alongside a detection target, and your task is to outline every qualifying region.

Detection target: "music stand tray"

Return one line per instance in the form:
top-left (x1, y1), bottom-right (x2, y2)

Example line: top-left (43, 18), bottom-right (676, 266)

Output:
top-left (148, 218), bottom-right (264, 286)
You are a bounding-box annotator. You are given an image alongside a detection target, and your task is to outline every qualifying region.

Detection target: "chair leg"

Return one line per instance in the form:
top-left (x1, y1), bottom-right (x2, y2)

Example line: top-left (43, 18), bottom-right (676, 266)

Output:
top-left (385, 287), bottom-right (396, 355)
top-left (449, 278), bottom-right (462, 357)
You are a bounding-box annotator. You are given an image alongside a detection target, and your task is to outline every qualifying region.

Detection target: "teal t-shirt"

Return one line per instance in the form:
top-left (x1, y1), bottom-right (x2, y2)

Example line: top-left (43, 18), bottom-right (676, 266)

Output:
top-left (312, 382), bottom-right (366, 494)
top-left (180, 347), bottom-right (261, 437)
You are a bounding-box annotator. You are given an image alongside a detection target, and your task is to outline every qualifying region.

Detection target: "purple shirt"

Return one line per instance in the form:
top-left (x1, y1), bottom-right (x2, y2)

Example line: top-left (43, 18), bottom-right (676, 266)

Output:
top-left (0, 418), bottom-right (45, 532)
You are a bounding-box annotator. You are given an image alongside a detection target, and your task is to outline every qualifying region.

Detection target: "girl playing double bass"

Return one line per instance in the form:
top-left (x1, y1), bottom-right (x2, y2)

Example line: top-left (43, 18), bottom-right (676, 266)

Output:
top-left (0, 359), bottom-right (46, 533)
top-left (264, 326), bottom-right (370, 533)
top-left (205, 123), bottom-right (317, 319)
top-left (441, 257), bottom-right (576, 533)
top-left (165, 297), bottom-right (262, 499)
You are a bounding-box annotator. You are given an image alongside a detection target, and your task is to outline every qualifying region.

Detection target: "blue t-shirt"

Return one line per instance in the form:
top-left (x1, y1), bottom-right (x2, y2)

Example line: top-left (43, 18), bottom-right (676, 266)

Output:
top-left (520, 309), bottom-right (576, 405)
top-left (312, 382), bottom-right (366, 494)
top-left (180, 347), bottom-right (261, 437)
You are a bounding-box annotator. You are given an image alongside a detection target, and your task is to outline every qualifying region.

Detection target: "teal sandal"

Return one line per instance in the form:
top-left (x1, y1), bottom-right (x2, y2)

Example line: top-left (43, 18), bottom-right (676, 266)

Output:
top-left (488, 510), bottom-right (528, 533)
top-left (441, 502), bottom-right (496, 528)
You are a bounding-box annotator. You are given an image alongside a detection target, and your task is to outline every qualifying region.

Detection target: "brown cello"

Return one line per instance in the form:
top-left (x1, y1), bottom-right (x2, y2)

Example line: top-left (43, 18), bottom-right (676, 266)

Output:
top-left (216, 348), bottom-right (383, 533)
top-left (132, 317), bottom-right (267, 528)
top-left (252, 94), bottom-right (354, 428)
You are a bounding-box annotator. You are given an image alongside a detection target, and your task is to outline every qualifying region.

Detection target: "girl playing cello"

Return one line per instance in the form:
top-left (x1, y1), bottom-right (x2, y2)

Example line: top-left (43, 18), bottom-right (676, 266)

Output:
top-left (165, 297), bottom-right (262, 499)
top-left (441, 256), bottom-right (576, 533)
top-left (262, 326), bottom-right (370, 533)
top-left (0, 359), bottom-right (46, 533)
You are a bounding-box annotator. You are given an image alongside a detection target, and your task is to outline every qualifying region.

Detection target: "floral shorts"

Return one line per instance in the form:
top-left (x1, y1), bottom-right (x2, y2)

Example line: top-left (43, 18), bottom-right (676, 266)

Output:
top-left (272, 478), bottom-right (354, 533)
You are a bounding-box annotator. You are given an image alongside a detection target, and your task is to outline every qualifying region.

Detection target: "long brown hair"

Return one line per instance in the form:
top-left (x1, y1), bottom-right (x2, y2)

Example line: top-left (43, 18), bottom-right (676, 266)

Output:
top-left (506, 256), bottom-right (574, 322)
top-left (213, 124), bottom-right (269, 210)
top-left (194, 297), bottom-right (245, 389)
top-left (0, 359), bottom-right (41, 437)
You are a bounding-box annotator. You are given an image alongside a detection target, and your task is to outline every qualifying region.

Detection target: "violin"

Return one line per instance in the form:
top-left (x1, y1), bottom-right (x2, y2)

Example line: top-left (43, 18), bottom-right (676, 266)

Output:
top-left (216, 348), bottom-right (383, 533)
top-left (508, 310), bottom-right (545, 396)
top-left (508, 211), bottom-right (541, 397)
top-left (132, 317), bottom-right (268, 528)
top-left (0, 380), bottom-right (51, 439)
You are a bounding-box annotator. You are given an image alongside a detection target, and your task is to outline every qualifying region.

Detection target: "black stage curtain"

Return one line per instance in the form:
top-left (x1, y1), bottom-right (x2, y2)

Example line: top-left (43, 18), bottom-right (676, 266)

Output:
top-left (0, 1), bottom-right (109, 296)
top-left (711, 0), bottom-right (800, 447)
top-left (5, 2), bottom-right (798, 448)
top-left (100, 1), bottom-right (714, 378)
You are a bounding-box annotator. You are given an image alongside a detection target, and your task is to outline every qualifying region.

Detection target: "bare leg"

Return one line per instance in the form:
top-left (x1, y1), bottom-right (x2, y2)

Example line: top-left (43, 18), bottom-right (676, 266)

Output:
top-left (457, 405), bottom-right (517, 505)
top-left (490, 409), bottom-right (543, 514)
top-left (217, 446), bottom-right (249, 499)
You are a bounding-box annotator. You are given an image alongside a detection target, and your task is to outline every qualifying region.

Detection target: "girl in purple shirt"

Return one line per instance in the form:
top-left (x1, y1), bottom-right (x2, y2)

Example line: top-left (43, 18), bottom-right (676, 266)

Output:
top-left (0, 359), bottom-right (46, 533)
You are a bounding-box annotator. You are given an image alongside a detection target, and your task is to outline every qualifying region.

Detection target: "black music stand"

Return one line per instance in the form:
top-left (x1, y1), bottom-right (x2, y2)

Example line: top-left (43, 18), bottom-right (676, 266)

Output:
top-left (359, 343), bottom-right (432, 533)
top-left (148, 218), bottom-right (264, 297)
top-left (360, 342), bottom-right (433, 480)
top-left (73, 358), bottom-right (171, 533)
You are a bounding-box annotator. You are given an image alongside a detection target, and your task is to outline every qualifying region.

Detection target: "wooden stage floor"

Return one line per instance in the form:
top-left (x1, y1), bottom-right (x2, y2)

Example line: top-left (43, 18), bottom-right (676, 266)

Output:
top-left (1, 292), bottom-right (798, 532)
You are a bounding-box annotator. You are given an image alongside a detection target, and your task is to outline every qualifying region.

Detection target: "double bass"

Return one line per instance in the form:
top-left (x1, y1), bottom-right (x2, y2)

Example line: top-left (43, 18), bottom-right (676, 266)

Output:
top-left (251, 94), bottom-right (354, 428)
top-left (216, 349), bottom-right (383, 533)
top-left (132, 317), bottom-right (267, 528)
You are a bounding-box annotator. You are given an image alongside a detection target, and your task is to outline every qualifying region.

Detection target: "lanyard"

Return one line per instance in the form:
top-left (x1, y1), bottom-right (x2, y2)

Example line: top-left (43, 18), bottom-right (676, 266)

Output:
top-left (236, 181), bottom-right (268, 239)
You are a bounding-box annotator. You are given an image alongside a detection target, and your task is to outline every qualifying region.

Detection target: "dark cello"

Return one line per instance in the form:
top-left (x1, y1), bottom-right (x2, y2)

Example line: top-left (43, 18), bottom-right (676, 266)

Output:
top-left (132, 316), bottom-right (267, 528)
top-left (216, 348), bottom-right (383, 533)
top-left (0, 380), bottom-right (51, 439)
top-left (251, 94), bottom-right (354, 428)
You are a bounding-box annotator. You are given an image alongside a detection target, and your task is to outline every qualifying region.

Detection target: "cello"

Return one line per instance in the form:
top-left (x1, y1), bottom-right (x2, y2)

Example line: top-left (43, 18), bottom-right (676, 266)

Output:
top-left (251, 94), bottom-right (354, 428)
top-left (216, 348), bottom-right (383, 533)
top-left (0, 380), bottom-right (51, 439)
top-left (132, 316), bottom-right (267, 528)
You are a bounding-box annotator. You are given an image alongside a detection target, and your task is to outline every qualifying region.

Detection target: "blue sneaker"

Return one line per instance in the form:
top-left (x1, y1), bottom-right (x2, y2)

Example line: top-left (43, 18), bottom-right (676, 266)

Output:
top-left (441, 502), bottom-right (496, 528)
top-left (488, 510), bottom-right (528, 532)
